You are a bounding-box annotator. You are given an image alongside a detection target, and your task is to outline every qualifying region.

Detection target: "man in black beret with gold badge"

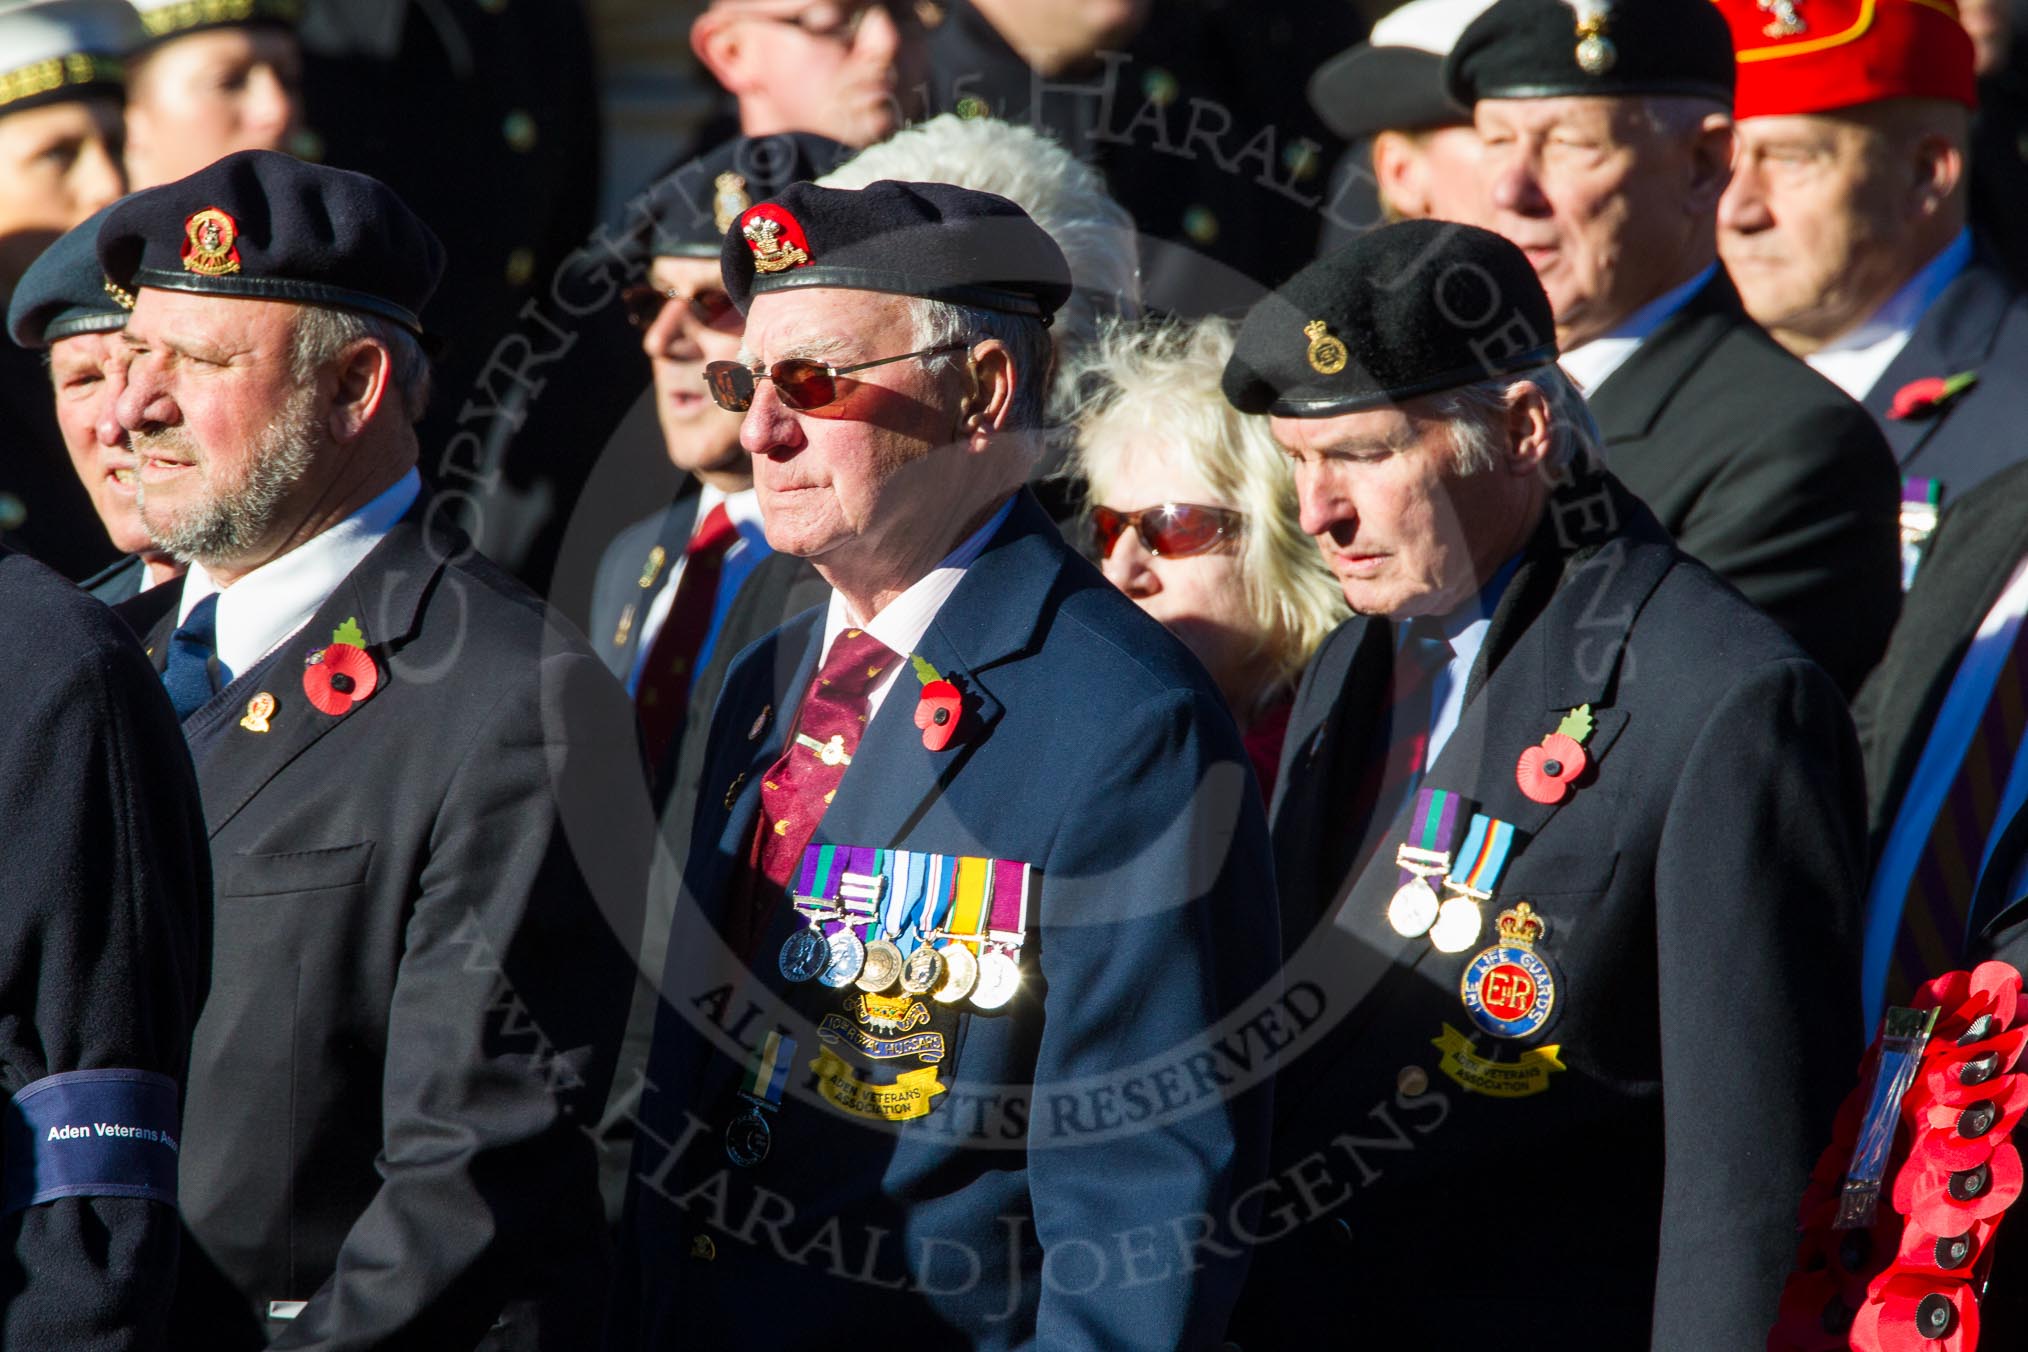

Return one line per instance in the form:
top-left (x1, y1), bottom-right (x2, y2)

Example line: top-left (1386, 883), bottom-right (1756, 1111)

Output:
top-left (101, 149), bottom-right (650, 1348)
top-left (610, 179), bottom-right (1278, 1349)
top-left (1444, 0), bottom-right (1903, 694)
top-left (1220, 220), bottom-right (1867, 1348)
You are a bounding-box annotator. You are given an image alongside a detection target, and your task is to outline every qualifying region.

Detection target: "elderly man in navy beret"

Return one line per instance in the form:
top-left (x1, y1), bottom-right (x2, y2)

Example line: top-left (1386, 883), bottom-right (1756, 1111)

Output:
top-left (1220, 220), bottom-right (1867, 1349)
top-left (609, 180), bottom-right (1279, 1349)
top-left (8, 204), bottom-right (184, 604)
top-left (100, 149), bottom-right (651, 1348)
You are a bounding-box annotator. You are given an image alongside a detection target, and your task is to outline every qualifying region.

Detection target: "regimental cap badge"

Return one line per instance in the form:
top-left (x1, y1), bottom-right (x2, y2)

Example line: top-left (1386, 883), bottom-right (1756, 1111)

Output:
top-left (1494, 902), bottom-right (1547, 948)
top-left (1303, 319), bottom-right (1348, 376)
top-left (102, 278), bottom-right (135, 311)
top-left (740, 204), bottom-right (813, 275)
top-left (1571, 0), bottom-right (1617, 76)
top-left (713, 171), bottom-right (751, 234)
top-left (181, 207), bottom-right (242, 277)
top-left (1758, 0), bottom-right (1805, 38)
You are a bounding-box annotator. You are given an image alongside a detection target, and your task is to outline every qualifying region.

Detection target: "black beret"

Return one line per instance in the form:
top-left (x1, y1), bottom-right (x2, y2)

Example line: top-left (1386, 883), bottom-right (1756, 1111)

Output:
top-left (1444, 0), bottom-right (1735, 106)
top-left (8, 202), bottom-right (127, 349)
top-left (720, 179), bottom-right (1073, 323)
top-left (98, 149), bottom-right (445, 337)
top-left (1223, 219), bottom-right (1557, 417)
top-left (634, 132), bottom-right (851, 262)
top-left (128, 0), bottom-right (301, 47)
top-left (0, 0), bottom-right (144, 120)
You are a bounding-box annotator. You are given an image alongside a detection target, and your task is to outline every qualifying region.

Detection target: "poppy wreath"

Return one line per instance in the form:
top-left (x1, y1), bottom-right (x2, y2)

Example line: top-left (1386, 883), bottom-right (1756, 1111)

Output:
top-left (1769, 962), bottom-right (2027, 1352)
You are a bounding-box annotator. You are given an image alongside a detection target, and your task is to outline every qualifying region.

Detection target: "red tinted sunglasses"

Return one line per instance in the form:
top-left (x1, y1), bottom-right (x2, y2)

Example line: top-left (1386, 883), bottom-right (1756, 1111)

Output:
top-left (621, 283), bottom-right (739, 330)
top-left (1092, 503), bottom-right (1243, 559)
top-left (704, 342), bottom-right (967, 412)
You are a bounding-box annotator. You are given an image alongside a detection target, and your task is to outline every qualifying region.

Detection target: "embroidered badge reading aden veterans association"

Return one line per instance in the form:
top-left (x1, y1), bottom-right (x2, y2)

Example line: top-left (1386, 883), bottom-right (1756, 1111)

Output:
top-left (181, 207), bottom-right (242, 277)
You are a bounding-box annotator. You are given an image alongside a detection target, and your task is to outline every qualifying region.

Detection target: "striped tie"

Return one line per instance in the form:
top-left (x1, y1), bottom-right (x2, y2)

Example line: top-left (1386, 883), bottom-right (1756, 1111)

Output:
top-left (1888, 620), bottom-right (2028, 1002)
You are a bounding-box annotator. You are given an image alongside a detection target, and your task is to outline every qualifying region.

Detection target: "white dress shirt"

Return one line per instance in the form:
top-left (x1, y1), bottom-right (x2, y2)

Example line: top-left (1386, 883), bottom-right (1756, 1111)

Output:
top-left (1423, 554), bottom-right (1521, 766)
top-left (819, 495), bottom-right (1016, 718)
top-left (177, 468), bottom-right (421, 684)
top-left (1862, 545), bottom-right (2028, 1028)
top-left (624, 484), bottom-right (770, 695)
top-left (1806, 229), bottom-right (1973, 401)
top-left (1560, 264), bottom-right (1719, 396)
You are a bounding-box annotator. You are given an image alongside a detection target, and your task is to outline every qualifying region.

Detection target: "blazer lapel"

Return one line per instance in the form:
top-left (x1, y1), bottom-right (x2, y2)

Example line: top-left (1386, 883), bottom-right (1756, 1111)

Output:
top-left (186, 521), bottom-right (445, 839)
top-left (1864, 256), bottom-right (2011, 473)
top-left (1584, 269), bottom-right (1741, 446)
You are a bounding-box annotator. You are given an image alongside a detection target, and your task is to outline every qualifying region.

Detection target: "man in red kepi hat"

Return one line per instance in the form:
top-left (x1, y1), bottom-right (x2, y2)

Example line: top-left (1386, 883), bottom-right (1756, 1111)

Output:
top-left (1717, 0), bottom-right (2028, 579)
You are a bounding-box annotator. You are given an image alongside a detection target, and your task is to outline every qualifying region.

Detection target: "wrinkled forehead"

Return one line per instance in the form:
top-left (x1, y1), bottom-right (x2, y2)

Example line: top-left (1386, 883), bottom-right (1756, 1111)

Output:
top-left (738, 285), bottom-right (917, 363)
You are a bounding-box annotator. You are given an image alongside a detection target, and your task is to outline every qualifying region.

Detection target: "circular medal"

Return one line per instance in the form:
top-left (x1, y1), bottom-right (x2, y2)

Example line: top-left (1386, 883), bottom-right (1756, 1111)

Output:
top-left (778, 926), bottom-right (830, 983)
top-left (816, 928), bottom-right (866, 988)
top-left (1387, 876), bottom-right (1441, 938)
top-left (1427, 896), bottom-right (1483, 954)
top-left (856, 937), bottom-right (904, 992)
top-left (932, 940), bottom-right (978, 1003)
top-left (1460, 941), bottom-right (1556, 1039)
top-left (971, 947), bottom-right (1022, 1010)
top-left (899, 943), bottom-right (947, 996)
top-left (724, 1106), bottom-right (772, 1167)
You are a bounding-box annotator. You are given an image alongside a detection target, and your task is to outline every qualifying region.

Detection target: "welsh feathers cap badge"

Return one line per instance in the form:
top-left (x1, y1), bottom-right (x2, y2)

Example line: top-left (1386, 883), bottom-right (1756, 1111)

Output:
top-left (741, 204), bottom-right (812, 274)
top-left (182, 207), bottom-right (242, 278)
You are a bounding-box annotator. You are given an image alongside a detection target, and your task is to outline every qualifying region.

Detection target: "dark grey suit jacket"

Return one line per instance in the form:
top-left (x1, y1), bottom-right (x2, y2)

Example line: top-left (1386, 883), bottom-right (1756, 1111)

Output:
top-left (1587, 268), bottom-right (1902, 694)
top-left (126, 518), bottom-right (650, 1350)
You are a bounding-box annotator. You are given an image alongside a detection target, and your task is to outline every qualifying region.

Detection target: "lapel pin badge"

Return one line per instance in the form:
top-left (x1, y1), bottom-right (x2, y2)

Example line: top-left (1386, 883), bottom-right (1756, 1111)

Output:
top-left (240, 691), bottom-right (276, 734)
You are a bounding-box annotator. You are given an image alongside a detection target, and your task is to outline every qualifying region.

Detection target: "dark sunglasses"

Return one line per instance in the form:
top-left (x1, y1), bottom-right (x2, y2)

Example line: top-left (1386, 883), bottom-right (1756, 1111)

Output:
top-left (621, 283), bottom-right (739, 331)
top-left (762, 0), bottom-right (946, 42)
top-left (704, 342), bottom-right (967, 412)
top-left (1092, 503), bottom-right (1244, 560)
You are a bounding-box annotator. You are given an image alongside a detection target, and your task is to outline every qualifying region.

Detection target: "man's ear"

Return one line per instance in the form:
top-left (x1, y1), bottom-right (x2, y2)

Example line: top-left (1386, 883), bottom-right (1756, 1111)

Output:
top-left (1504, 382), bottom-right (1555, 476)
top-left (1910, 131), bottom-right (1966, 220)
top-left (1372, 131), bottom-right (1430, 222)
top-left (692, 11), bottom-right (759, 97)
top-left (329, 339), bottom-right (392, 444)
top-left (1684, 112), bottom-right (1737, 215)
top-left (961, 341), bottom-right (1018, 449)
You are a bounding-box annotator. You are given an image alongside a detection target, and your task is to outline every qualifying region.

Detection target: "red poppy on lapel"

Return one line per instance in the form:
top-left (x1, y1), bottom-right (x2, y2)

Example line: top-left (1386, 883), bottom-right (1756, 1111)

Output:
top-left (303, 641), bottom-right (378, 716)
top-left (914, 679), bottom-right (963, 752)
top-left (1515, 733), bottom-right (1586, 804)
top-left (1888, 371), bottom-right (1979, 421)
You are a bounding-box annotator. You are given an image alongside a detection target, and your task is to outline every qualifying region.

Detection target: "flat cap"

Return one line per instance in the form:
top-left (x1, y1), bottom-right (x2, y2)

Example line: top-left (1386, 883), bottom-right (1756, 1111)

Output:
top-left (1309, 0), bottom-right (1495, 141)
top-left (0, 0), bottom-right (146, 119)
top-left (1223, 219), bottom-right (1557, 418)
top-left (636, 131), bottom-right (850, 262)
top-left (98, 149), bottom-right (445, 336)
top-left (1720, 0), bottom-right (1975, 119)
top-left (1444, 0), bottom-right (1736, 106)
top-left (8, 201), bottom-right (127, 348)
top-left (127, 0), bottom-right (302, 45)
top-left (721, 179), bottom-right (1073, 322)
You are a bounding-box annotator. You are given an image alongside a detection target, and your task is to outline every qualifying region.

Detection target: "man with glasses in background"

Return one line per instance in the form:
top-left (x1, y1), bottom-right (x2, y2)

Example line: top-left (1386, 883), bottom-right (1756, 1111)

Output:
top-left (690, 0), bottom-right (939, 149)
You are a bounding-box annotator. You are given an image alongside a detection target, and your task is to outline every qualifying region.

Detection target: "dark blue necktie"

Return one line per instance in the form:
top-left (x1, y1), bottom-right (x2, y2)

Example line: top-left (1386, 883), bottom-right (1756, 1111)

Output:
top-left (163, 593), bottom-right (221, 720)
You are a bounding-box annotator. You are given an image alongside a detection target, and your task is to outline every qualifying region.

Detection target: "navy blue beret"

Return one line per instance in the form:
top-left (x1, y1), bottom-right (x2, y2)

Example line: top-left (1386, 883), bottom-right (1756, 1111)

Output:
top-left (1445, 0), bottom-right (1735, 106)
top-left (635, 132), bottom-right (850, 263)
top-left (1223, 219), bottom-right (1557, 418)
top-left (8, 202), bottom-right (127, 349)
top-left (721, 179), bottom-right (1073, 323)
top-left (97, 149), bottom-right (446, 336)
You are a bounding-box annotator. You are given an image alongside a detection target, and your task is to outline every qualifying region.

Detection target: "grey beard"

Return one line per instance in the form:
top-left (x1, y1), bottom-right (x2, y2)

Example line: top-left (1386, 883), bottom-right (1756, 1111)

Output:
top-left (135, 387), bottom-right (320, 566)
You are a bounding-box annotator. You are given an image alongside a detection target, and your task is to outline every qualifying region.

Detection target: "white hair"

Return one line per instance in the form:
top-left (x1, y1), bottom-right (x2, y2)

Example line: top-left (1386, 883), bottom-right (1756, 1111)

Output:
top-left (908, 296), bottom-right (1056, 440)
top-left (289, 307), bottom-right (433, 424)
top-left (821, 113), bottom-right (1143, 355)
top-left (1416, 363), bottom-right (1601, 475)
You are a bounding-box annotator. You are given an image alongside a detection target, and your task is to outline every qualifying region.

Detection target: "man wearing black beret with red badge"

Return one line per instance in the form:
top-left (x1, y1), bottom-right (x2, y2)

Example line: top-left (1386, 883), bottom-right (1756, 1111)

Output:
top-left (1221, 219), bottom-right (1868, 1349)
top-left (101, 149), bottom-right (651, 1348)
top-left (609, 179), bottom-right (1278, 1349)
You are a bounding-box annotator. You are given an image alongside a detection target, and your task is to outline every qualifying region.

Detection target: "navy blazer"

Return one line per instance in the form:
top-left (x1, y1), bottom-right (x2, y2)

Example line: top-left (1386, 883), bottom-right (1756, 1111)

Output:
top-left (587, 488), bottom-right (699, 684)
top-left (1862, 245), bottom-right (2028, 503)
top-left (1231, 469), bottom-right (1867, 1350)
top-left (610, 491), bottom-right (1281, 1351)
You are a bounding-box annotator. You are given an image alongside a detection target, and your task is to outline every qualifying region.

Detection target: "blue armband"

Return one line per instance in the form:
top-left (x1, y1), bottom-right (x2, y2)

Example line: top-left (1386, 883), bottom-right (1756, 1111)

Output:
top-left (3, 1069), bottom-right (180, 1214)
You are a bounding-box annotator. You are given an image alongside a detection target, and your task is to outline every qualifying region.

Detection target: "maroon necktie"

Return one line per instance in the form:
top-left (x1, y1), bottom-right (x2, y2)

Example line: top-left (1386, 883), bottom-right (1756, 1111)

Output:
top-left (636, 503), bottom-right (740, 776)
top-left (1340, 620), bottom-right (1455, 888)
top-left (730, 627), bottom-right (898, 953)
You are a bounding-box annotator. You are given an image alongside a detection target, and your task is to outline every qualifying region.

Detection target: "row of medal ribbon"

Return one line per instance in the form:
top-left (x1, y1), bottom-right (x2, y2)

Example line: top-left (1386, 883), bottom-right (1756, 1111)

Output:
top-left (778, 843), bottom-right (1031, 1011)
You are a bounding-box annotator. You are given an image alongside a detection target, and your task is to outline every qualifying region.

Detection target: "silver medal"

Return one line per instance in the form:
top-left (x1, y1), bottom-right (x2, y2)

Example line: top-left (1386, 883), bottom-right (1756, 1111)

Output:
top-left (1387, 876), bottom-right (1441, 938)
top-left (816, 928), bottom-right (867, 987)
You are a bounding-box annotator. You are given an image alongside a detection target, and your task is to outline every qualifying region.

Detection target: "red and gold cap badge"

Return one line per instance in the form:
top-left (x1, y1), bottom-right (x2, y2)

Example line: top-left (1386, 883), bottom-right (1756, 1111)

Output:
top-left (740, 204), bottom-right (813, 275)
top-left (181, 207), bottom-right (243, 278)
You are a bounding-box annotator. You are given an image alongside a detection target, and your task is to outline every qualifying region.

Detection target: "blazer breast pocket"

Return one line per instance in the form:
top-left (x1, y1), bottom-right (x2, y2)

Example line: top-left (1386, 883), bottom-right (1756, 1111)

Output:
top-left (219, 841), bottom-right (376, 900)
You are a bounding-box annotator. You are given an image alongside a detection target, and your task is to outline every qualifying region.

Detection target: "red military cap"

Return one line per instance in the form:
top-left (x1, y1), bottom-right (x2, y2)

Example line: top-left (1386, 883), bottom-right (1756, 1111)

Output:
top-left (1718, 0), bottom-right (1977, 118)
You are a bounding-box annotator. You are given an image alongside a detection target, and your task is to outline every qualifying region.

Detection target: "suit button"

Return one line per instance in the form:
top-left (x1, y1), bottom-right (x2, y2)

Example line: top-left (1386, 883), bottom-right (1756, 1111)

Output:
top-left (503, 110), bottom-right (538, 152)
top-left (689, 1234), bottom-right (717, 1261)
top-left (1328, 1217), bottom-right (1354, 1249)
top-left (1959, 1100), bottom-right (1998, 1138)
top-left (724, 772), bottom-right (748, 808)
top-left (1935, 1232), bottom-right (1974, 1269)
